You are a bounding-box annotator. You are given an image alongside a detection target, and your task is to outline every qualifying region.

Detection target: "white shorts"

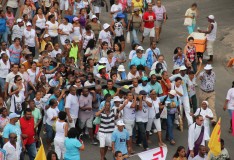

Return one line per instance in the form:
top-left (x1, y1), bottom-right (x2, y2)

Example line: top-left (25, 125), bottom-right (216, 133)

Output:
top-left (146, 118), bottom-right (161, 132)
top-left (143, 27), bottom-right (155, 37)
top-left (206, 40), bottom-right (215, 56)
top-left (60, 0), bottom-right (69, 10)
top-left (93, 6), bottom-right (101, 14)
top-left (98, 132), bottom-right (112, 147)
top-left (123, 120), bottom-right (135, 136)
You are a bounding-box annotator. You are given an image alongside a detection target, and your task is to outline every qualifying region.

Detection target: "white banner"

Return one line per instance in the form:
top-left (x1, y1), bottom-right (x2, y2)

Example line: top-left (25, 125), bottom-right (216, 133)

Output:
top-left (138, 147), bottom-right (168, 160)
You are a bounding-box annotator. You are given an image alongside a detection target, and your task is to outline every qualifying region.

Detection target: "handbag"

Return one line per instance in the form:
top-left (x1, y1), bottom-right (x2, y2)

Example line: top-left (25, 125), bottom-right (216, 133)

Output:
top-left (153, 101), bottom-right (160, 119)
top-left (184, 18), bottom-right (192, 26)
top-left (126, 32), bottom-right (130, 44)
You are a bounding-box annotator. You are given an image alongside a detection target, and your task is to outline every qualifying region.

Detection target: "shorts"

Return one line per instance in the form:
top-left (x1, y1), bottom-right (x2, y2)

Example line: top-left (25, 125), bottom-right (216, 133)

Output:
top-left (228, 109), bottom-right (234, 119)
top-left (93, 6), bottom-right (101, 14)
top-left (155, 20), bottom-right (163, 28)
top-left (143, 27), bottom-right (155, 37)
top-left (123, 120), bottom-right (135, 136)
top-left (60, 0), bottom-right (69, 10)
top-left (206, 40), bottom-right (215, 56)
top-left (68, 118), bottom-right (77, 129)
top-left (79, 115), bottom-right (94, 129)
top-left (146, 118), bottom-right (161, 132)
top-left (98, 132), bottom-right (112, 147)
top-left (114, 35), bottom-right (125, 43)
top-left (46, 123), bottom-right (54, 140)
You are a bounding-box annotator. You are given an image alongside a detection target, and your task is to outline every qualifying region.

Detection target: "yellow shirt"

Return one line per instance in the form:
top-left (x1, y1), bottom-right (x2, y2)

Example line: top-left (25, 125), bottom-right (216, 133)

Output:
top-left (40, 40), bottom-right (53, 52)
top-left (132, 0), bottom-right (143, 13)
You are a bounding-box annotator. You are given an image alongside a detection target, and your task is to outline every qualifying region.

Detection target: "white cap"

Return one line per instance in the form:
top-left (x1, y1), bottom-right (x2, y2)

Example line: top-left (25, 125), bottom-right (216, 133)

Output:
top-left (26, 22), bottom-right (32, 26)
top-left (168, 90), bottom-right (177, 96)
top-left (117, 120), bottom-right (125, 126)
top-left (103, 23), bottom-right (110, 30)
top-left (43, 34), bottom-right (50, 38)
top-left (136, 46), bottom-right (144, 51)
top-left (173, 65), bottom-right (180, 70)
top-left (179, 65), bottom-right (187, 71)
top-left (91, 15), bottom-right (98, 20)
top-left (113, 96), bottom-right (123, 102)
top-left (16, 18), bottom-right (23, 23)
top-left (207, 15), bottom-right (215, 20)
top-left (117, 65), bottom-right (125, 71)
top-left (9, 113), bottom-right (20, 119)
top-left (204, 64), bottom-right (213, 70)
top-left (98, 57), bottom-right (107, 64)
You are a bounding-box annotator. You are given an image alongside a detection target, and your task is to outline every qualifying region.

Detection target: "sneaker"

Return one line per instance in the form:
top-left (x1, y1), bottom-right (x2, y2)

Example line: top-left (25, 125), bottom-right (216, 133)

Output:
top-left (92, 140), bottom-right (98, 145)
top-left (153, 129), bottom-right (158, 133)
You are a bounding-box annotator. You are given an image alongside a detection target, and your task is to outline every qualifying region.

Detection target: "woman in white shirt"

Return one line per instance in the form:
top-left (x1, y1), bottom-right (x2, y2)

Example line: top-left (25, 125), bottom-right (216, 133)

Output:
top-left (27, 61), bottom-right (40, 86)
top-left (32, 8), bottom-right (46, 39)
top-left (54, 111), bottom-right (68, 159)
top-left (46, 14), bottom-right (59, 44)
top-left (58, 18), bottom-right (74, 47)
top-left (171, 77), bottom-right (183, 117)
top-left (223, 81), bottom-right (234, 133)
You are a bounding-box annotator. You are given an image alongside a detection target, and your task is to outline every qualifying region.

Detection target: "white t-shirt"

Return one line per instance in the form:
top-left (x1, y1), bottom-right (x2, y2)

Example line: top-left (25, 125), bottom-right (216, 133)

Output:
top-left (84, 81), bottom-right (95, 86)
top-left (188, 78), bottom-right (196, 97)
top-left (128, 50), bottom-right (136, 60)
top-left (98, 30), bottom-right (112, 47)
top-left (148, 98), bottom-right (160, 119)
top-left (12, 25), bottom-right (24, 41)
top-left (192, 154), bottom-right (207, 160)
top-left (226, 88), bottom-right (234, 110)
top-left (133, 85), bottom-right (143, 94)
top-left (46, 107), bottom-right (59, 126)
top-left (59, 23), bottom-right (73, 44)
top-left (136, 97), bottom-right (150, 122)
top-left (171, 82), bottom-right (183, 100)
top-left (6, 72), bottom-right (24, 93)
top-left (46, 21), bottom-right (59, 37)
top-left (110, 4), bottom-right (122, 18)
top-left (0, 59), bottom-right (10, 78)
top-left (123, 101), bottom-right (136, 121)
top-left (127, 71), bottom-right (140, 80)
top-left (10, 94), bottom-right (24, 113)
top-left (49, 49), bottom-right (62, 58)
top-left (23, 29), bottom-right (36, 47)
top-left (3, 141), bottom-right (21, 160)
top-left (27, 67), bottom-right (39, 85)
top-left (65, 93), bottom-right (79, 119)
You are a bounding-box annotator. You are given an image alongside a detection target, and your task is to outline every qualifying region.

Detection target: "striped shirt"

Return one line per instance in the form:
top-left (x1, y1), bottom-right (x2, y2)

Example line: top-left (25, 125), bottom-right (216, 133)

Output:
top-left (99, 109), bottom-right (115, 133)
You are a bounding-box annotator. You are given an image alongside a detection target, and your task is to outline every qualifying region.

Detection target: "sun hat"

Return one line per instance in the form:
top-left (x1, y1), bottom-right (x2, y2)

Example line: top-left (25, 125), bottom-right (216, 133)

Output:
top-left (117, 120), bottom-right (125, 126)
top-left (117, 65), bottom-right (125, 71)
top-left (173, 65), bottom-right (180, 70)
top-left (99, 57), bottom-right (107, 64)
top-left (204, 64), bottom-right (213, 70)
top-left (179, 65), bottom-right (187, 71)
top-left (168, 90), bottom-right (177, 96)
top-left (103, 23), bottom-right (110, 30)
top-left (16, 18), bottom-right (23, 23)
top-left (91, 15), bottom-right (98, 20)
top-left (207, 15), bottom-right (215, 20)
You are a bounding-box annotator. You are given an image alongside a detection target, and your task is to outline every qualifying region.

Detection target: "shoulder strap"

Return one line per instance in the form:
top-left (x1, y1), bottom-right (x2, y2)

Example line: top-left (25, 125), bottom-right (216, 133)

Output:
top-left (162, 95), bottom-right (168, 105)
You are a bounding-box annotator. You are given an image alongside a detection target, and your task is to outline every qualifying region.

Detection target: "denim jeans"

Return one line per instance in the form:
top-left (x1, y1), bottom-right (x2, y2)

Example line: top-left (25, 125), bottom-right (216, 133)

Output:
top-left (136, 122), bottom-right (148, 149)
top-left (191, 60), bottom-right (197, 73)
top-left (131, 29), bottom-right (140, 45)
top-left (166, 114), bottom-right (175, 141)
top-left (0, 77), bottom-right (6, 92)
top-left (0, 31), bottom-right (8, 43)
top-left (187, 23), bottom-right (196, 34)
top-left (22, 142), bottom-right (37, 160)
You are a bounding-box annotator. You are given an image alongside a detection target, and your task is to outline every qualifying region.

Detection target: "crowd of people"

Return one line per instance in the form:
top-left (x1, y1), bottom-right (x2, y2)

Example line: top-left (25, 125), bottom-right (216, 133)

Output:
top-left (0, 0), bottom-right (232, 160)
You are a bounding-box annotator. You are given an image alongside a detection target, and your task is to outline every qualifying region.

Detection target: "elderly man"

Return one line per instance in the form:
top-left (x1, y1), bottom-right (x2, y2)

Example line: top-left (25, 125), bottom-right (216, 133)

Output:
top-left (198, 15), bottom-right (217, 62)
top-left (198, 64), bottom-right (216, 125)
top-left (3, 133), bottom-right (21, 160)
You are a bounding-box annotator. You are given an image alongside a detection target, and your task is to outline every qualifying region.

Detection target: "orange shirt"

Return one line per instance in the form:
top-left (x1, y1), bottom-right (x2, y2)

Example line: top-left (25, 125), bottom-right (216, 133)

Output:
top-left (161, 79), bottom-right (171, 95)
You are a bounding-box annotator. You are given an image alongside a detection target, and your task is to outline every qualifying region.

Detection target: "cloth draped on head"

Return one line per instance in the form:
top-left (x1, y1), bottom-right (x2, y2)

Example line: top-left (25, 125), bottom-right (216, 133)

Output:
top-left (202, 101), bottom-right (209, 106)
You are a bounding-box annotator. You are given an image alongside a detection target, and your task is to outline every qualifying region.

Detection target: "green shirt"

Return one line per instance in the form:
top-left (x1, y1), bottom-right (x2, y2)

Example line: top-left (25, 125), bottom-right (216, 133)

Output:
top-left (69, 44), bottom-right (79, 62)
top-left (148, 82), bottom-right (163, 95)
top-left (103, 89), bottom-right (115, 96)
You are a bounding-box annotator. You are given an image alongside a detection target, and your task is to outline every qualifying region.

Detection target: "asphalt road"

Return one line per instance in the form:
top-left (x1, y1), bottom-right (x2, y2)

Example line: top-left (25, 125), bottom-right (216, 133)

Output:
top-left (76, 0), bottom-right (234, 159)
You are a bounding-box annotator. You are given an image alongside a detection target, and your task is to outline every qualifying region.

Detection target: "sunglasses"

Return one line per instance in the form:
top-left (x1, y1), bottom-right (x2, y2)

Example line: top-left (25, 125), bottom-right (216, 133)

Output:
top-left (17, 79), bottom-right (22, 81)
top-left (76, 81), bottom-right (81, 83)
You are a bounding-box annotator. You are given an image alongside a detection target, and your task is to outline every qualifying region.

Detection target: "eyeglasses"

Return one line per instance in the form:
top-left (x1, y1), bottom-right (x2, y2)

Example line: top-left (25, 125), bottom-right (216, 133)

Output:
top-left (17, 79), bottom-right (22, 81)
top-left (76, 81), bottom-right (81, 83)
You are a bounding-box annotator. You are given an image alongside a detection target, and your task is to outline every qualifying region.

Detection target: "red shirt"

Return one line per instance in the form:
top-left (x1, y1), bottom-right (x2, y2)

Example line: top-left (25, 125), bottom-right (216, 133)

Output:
top-left (20, 117), bottom-right (35, 145)
top-left (161, 79), bottom-right (171, 95)
top-left (143, 11), bottom-right (156, 28)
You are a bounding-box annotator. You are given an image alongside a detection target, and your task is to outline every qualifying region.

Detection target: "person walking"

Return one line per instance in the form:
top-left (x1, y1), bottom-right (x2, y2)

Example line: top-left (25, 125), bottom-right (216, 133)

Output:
top-left (198, 64), bottom-right (216, 125)
top-left (184, 3), bottom-right (198, 34)
top-left (198, 15), bottom-right (217, 62)
top-left (3, 133), bottom-right (21, 160)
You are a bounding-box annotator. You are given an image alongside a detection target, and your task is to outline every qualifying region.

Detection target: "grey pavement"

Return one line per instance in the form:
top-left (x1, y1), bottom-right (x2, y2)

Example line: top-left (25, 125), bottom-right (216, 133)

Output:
top-left (75, 0), bottom-right (234, 159)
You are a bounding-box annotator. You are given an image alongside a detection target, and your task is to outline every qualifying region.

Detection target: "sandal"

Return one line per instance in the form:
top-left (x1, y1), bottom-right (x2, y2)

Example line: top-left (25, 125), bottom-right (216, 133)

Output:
top-left (170, 140), bottom-right (176, 145)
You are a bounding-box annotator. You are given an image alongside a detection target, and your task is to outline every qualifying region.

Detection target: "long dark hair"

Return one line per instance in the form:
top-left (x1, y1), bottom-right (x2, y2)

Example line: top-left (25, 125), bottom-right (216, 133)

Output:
top-left (173, 146), bottom-right (185, 158)
top-left (86, 39), bottom-right (96, 50)
top-left (47, 150), bottom-right (58, 160)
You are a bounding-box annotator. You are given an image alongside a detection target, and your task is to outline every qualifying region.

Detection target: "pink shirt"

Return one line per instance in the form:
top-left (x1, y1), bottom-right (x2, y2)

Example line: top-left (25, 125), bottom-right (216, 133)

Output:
top-left (119, 0), bottom-right (128, 10)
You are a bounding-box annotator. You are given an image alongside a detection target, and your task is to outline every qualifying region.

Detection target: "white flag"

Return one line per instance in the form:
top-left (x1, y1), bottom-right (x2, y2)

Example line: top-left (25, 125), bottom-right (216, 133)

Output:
top-left (138, 147), bottom-right (168, 160)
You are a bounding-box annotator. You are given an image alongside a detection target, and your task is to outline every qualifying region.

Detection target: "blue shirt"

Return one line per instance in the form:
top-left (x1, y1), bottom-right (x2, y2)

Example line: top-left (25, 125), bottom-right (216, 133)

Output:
top-left (3, 123), bottom-right (22, 147)
top-left (139, 83), bottom-right (152, 94)
top-left (130, 56), bottom-right (146, 67)
top-left (148, 82), bottom-right (163, 95)
top-left (145, 48), bottom-right (160, 68)
top-left (173, 54), bottom-right (185, 66)
top-left (159, 95), bottom-right (179, 114)
top-left (0, 18), bottom-right (7, 33)
top-left (64, 138), bottom-right (82, 160)
top-left (111, 129), bottom-right (130, 155)
top-left (46, 94), bottom-right (65, 111)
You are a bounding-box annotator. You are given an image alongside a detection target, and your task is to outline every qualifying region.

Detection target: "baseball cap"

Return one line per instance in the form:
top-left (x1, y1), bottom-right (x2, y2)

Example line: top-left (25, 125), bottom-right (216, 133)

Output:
top-left (204, 64), bottom-right (213, 70)
top-left (141, 76), bottom-right (148, 81)
top-left (207, 15), bottom-right (215, 20)
top-left (117, 120), bottom-right (125, 126)
top-left (113, 96), bottom-right (123, 102)
top-left (116, 13), bottom-right (125, 18)
top-left (136, 46), bottom-right (144, 51)
top-left (43, 34), bottom-right (50, 38)
top-left (16, 18), bottom-right (23, 23)
top-left (98, 65), bottom-right (106, 71)
top-left (9, 113), bottom-right (20, 119)
top-left (26, 22), bottom-right (32, 26)
top-left (99, 57), bottom-right (107, 64)
top-left (117, 65), bottom-right (125, 71)
top-left (179, 65), bottom-right (187, 71)
top-left (173, 65), bottom-right (180, 70)
top-left (169, 90), bottom-right (176, 96)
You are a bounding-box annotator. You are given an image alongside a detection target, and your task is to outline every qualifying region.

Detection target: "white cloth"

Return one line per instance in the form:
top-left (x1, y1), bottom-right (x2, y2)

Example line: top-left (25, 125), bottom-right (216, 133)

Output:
top-left (49, 49), bottom-right (62, 58)
top-left (65, 93), bottom-right (79, 119)
top-left (151, 61), bottom-right (167, 71)
top-left (0, 59), bottom-right (10, 78)
top-left (98, 132), bottom-right (112, 147)
top-left (46, 21), bottom-right (59, 37)
top-left (207, 22), bottom-right (217, 41)
top-left (59, 23), bottom-right (73, 45)
top-left (192, 154), bottom-right (207, 160)
top-left (12, 25), bottom-right (24, 41)
top-left (226, 88), bottom-right (234, 110)
top-left (123, 101), bottom-right (136, 121)
top-left (10, 94), bottom-right (24, 113)
top-left (3, 141), bottom-right (21, 160)
top-left (27, 68), bottom-right (39, 85)
top-left (6, 72), bottom-right (24, 93)
top-left (46, 107), bottom-right (59, 126)
top-left (98, 30), bottom-right (112, 47)
top-left (148, 98), bottom-right (160, 119)
top-left (127, 71), bottom-right (140, 80)
top-left (110, 4), bottom-right (122, 19)
top-left (23, 29), bottom-right (36, 47)
top-left (136, 97), bottom-right (150, 122)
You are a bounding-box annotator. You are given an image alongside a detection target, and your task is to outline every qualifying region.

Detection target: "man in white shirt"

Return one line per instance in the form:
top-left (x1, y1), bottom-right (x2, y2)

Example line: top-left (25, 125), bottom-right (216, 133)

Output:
top-left (0, 53), bottom-right (10, 97)
top-left (11, 18), bottom-right (24, 42)
top-left (3, 133), bottom-right (21, 160)
top-left (110, 0), bottom-right (123, 19)
top-left (192, 145), bottom-right (207, 160)
top-left (188, 115), bottom-right (208, 159)
top-left (65, 86), bottom-right (79, 128)
top-left (131, 78), bottom-right (143, 94)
